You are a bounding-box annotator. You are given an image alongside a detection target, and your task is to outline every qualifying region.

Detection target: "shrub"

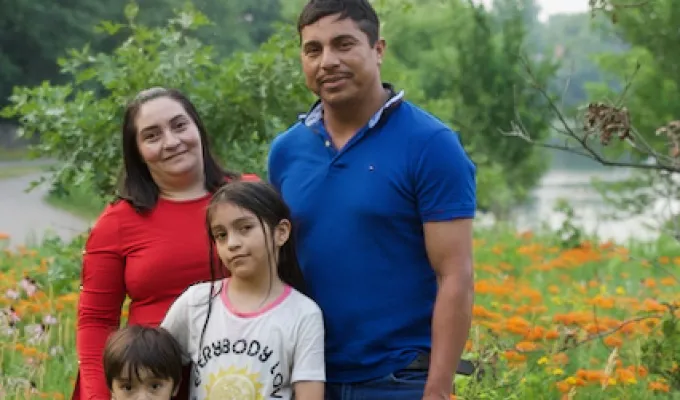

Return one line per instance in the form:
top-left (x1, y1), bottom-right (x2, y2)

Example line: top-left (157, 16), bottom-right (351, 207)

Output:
top-left (1, 227), bottom-right (679, 398)
top-left (0, 1), bottom-right (313, 200)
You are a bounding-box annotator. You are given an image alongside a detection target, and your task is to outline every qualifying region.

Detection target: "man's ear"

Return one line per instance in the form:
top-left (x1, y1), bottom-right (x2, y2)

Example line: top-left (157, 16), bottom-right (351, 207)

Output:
top-left (375, 37), bottom-right (386, 65)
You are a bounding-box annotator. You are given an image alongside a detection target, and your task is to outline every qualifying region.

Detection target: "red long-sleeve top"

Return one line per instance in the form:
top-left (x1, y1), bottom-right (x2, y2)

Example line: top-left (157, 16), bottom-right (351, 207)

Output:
top-left (75, 177), bottom-right (258, 399)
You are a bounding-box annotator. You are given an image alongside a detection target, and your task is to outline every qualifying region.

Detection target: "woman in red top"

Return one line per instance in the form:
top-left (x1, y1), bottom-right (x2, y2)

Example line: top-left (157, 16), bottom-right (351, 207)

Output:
top-left (72, 87), bottom-right (258, 400)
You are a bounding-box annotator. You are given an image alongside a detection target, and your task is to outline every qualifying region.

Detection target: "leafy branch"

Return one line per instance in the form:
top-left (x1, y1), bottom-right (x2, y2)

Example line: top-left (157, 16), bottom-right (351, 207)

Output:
top-left (502, 55), bottom-right (680, 174)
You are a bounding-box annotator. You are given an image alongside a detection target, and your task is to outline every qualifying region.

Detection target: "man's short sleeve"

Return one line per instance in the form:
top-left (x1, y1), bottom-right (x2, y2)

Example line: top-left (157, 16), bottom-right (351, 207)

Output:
top-left (413, 129), bottom-right (476, 222)
top-left (267, 134), bottom-right (284, 192)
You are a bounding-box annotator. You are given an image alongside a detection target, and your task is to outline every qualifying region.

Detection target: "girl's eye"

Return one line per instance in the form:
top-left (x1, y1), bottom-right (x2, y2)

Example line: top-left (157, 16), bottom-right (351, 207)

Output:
top-left (214, 232), bottom-right (226, 241)
top-left (239, 225), bottom-right (252, 234)
top-left (173, 120), bottom-right (188, 130)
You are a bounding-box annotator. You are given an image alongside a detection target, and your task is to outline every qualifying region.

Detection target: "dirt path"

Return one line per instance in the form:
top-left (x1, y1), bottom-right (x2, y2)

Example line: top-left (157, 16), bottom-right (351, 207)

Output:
top-left (0, 171), bottom-right (90, 248)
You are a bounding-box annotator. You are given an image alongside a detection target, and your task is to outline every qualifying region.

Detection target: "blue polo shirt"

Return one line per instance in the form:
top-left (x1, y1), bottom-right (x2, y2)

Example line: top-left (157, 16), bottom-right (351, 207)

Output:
top-left (267, 87), bottom-right (476, 383)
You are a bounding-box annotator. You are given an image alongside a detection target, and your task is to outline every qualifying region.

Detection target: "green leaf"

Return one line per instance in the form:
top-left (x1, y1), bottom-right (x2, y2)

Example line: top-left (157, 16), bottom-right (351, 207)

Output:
top-left (124, 1), bottom-right (139, 22)
top-left (95, 21), bottom-right (125, 36)
top-left (662, 318), bottom-right (677, 338)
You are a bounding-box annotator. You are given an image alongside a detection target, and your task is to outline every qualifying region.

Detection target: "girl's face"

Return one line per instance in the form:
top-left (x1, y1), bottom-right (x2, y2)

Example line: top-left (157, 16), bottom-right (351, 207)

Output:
top-left (209, 202), bottom-right (291, 281)
top-left (134, 96), bottom-right (204, 184)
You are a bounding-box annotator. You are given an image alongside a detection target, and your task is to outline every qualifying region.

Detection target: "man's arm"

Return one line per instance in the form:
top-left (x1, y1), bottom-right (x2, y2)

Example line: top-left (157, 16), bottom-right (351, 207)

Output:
top-left (422, 218), bottom-right (474, 399)
top-left (411, 128), bottom-right (476, 399)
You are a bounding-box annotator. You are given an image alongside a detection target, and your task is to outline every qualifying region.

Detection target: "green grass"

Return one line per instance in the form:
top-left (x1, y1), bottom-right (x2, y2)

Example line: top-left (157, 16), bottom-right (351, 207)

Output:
top-left (44, 182), bottom-right (106, 221)
top-left (0, 147), bottom-right (30, 162)
top-left (0, 164), bottom-right (48, 180)
top-left (1, 225), bottom-right (679, 399)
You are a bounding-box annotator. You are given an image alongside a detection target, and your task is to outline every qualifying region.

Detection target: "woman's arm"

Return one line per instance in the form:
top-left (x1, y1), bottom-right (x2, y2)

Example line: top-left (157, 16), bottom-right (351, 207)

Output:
top-left (291, 308), bottom-right (326, 400)
top-left (76, 208), bottom-right (126, 399)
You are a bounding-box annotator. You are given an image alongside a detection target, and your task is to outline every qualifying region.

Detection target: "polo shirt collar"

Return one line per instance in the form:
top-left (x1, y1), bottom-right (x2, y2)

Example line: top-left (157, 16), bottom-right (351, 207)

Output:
top-left (299, 82), bottom-right (405, 128)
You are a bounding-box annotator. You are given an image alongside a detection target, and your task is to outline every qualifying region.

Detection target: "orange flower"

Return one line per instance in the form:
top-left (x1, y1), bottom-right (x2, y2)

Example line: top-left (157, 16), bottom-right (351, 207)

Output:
top-left (575, 369), bottom-right (606, 382)
top-left (648, 380), bottom-right (670, 392)
top-left (515, 341), bottom-right (539, 352)
top-left (660, 276), bottom-right (676, 286)
top-left (545, 329), bottom-right (560, 340)
top-left (603, 335), bottom-right (623, 348)
top-left (551, 352), bottom-right (569, 365)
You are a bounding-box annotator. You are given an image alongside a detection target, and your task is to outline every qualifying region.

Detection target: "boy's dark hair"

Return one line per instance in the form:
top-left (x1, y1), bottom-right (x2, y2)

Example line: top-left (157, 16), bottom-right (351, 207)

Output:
top-left (103, 325), bottom-right (184, 390)
top-left (297, 0), bottom-right (381, 45)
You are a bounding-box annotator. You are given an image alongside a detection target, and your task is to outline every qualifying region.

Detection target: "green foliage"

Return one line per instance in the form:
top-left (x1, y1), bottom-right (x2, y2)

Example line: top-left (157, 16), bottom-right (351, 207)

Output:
top-left (581, 0), bottom-right (680, 239)
top-left (1, 2), bottom-right (312, 199)
top-left (586, 46), bottom-right (679, 157)
top-left (3, 224), bottom-right (680, 398)
top-left (0, 0), bottom-right (286, 110)
top-left (641, 306), bottom-right (680, 391)
top-left (41, 235), bottom-right (88, 296)
top-left (532, 12), bottom-right (627, 109)
top-left (552, 199), bottom-right (584, 249)
top-left (383, 0), bottom-right (557, 216)
top-left (44, 179), bottom-right (106, 221)
top-left (3, 0), bottom-right (560, 221)
top-left (590, 169), bottom-right (680, 236)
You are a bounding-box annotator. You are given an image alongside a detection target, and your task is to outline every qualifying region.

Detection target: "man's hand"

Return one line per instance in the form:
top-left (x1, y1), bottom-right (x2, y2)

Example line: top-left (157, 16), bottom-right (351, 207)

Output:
top-left (422, 394), bottom-right (452, 400)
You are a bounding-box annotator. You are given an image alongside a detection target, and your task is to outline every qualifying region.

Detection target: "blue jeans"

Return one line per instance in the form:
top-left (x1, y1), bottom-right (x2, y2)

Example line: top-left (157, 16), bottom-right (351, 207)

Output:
top-left (324, 370), bottom-right (427, 400)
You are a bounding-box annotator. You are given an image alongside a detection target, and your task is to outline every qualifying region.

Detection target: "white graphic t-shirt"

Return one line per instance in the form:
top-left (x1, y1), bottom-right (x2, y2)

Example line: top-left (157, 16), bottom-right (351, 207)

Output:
top-left (160, 279), bottom-right (325, 400)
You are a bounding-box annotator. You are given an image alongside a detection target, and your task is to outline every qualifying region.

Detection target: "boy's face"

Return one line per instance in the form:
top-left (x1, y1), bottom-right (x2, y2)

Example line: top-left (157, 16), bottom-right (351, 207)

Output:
top-left (111, 366), bottom-right (178, 400)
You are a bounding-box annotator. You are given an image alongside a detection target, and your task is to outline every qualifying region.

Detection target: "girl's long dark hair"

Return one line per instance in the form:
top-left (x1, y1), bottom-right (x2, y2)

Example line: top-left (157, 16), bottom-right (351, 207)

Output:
top-left (197, 181), bottom-right (307, 351)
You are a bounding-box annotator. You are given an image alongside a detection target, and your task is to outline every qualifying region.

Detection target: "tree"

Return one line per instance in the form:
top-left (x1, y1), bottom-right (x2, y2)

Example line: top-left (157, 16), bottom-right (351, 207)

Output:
top-left (382, 0), bottom-right (557, 216)
top-left (1, 2), bottom-right (312, 200)
top-left (501, 0), bottom-right (679, 238)
top-left (0, 0), bottom-right (286, 112)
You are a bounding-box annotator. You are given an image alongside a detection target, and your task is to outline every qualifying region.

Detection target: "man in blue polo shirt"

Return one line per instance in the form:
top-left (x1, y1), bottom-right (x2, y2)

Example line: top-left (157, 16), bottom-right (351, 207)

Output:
top-left (267, 0), bottom-right (476, 399)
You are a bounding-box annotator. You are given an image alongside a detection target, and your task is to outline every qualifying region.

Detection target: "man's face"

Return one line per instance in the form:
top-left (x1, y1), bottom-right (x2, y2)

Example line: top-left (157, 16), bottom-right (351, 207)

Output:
top-left (300, 14), bottom-right (385, 107)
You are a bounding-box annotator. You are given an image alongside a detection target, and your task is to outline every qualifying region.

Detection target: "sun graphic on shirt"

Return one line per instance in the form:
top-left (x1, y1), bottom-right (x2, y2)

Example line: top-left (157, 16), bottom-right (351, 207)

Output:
top-left (204, 366), bottom-right (265, 400)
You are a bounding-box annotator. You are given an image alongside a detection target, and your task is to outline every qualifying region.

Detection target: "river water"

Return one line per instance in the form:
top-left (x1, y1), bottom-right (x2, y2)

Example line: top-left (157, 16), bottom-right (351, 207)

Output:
top-left (0, 148), bottom-right (674, 245)
top-left (509, 150), bottom-right (678, 244)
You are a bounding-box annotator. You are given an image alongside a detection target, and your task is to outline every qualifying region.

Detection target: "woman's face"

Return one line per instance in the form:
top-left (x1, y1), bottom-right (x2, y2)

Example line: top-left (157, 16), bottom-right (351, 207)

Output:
top-left (134, 96), bottom-right (204, 183)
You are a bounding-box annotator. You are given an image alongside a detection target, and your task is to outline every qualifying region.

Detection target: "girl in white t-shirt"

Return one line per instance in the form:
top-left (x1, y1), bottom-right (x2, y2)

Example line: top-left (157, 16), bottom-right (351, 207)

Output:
top-left (161, 181), bottom-right (325, 400)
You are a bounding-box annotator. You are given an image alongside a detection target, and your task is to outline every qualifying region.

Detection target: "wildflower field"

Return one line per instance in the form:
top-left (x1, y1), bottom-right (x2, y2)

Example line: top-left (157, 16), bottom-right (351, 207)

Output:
top-left (0, 227), bottom-right (679, 399)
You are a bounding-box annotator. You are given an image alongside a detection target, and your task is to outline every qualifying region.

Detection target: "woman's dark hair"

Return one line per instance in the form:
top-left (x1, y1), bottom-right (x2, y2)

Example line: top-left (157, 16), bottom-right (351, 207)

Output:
top-left (198, 181), bottom-right (307, 349)
top-left (117, 87), bottom-right (239, 213)
top-left (297, 0), bottom-right (380, 46)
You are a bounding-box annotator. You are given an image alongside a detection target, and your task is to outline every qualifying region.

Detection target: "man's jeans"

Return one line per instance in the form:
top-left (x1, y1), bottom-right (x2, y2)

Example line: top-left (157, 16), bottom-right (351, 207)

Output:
top-left (324, 369), bottom-right (427, 400)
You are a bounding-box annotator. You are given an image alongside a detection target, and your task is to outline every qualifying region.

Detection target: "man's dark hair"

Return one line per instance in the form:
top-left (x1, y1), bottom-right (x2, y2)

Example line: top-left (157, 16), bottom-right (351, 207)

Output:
top-left (103, 325), bottom-right (184, 390)
top-left (297, 0), bottom-right (381, 45)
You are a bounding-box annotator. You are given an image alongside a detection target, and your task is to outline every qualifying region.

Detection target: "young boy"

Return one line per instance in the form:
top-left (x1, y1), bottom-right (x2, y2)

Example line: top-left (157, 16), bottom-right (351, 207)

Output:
top-left (103, 325), bottom-right (184, 400)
